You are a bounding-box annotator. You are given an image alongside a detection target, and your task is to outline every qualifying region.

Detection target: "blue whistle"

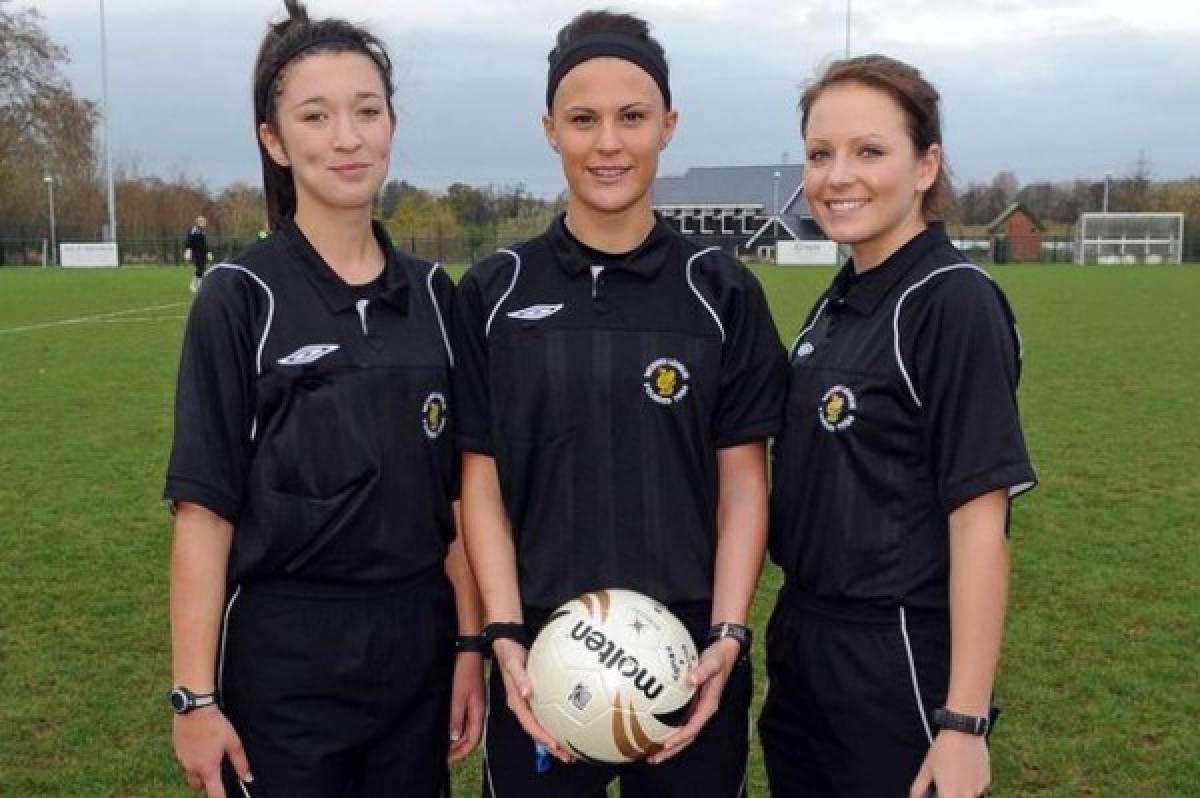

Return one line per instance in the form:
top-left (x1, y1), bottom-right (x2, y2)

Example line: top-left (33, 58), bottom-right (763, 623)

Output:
top-left (534, 743), bottom-right (552, 774)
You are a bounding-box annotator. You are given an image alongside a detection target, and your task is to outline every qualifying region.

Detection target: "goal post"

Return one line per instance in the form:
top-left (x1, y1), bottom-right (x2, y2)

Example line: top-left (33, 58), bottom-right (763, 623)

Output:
top-left (1076, 212), bottom-right (1185, 264)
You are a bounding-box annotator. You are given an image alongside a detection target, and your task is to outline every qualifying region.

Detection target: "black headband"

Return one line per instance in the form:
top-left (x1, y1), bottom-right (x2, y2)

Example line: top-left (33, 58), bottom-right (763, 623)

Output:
top-left (257, 32), bottom-right (390, 117)
top-left (546, 32), bottom-right (670, 110)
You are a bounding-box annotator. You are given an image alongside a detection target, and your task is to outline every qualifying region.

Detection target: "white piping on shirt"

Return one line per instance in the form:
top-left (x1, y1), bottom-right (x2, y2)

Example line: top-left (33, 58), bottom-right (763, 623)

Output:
top-left (790, 297), bottom-right (830, 359)
top-left (208, 264), bottom-right (275, 441)
top-left (427, 263), bottom-right (455, 367)
top-left (892, 263), bottom-right (994, 409)
top-left (485, 249), bottom-right (521, 337)
top-left (686, 246), bottom-right (726, 343)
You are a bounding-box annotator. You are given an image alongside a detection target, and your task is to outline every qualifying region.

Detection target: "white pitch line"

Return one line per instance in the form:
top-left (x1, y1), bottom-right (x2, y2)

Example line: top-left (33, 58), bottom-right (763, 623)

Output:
top-left (96, 315), bottom-right (189, 324)
top-left (0, 302), bottom-right (189, 336)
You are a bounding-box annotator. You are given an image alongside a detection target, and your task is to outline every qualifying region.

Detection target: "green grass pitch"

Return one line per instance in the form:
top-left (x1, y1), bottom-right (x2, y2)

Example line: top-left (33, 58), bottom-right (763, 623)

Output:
top-left (1, 263), bottom-right (1197, 796)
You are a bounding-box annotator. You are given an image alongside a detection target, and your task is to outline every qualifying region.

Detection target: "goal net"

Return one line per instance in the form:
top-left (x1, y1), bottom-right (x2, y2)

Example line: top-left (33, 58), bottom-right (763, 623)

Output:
top-left (1076, 212), bottom-right (1185, 264)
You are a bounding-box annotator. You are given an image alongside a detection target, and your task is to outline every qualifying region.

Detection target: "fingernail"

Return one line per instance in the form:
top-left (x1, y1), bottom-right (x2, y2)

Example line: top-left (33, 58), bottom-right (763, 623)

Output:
top-left (450, 729), bottom-right (461, 742)
top-left (245, 774), bottom-right (254, 783)
top-left (521, 687), bottom-right (530, 698)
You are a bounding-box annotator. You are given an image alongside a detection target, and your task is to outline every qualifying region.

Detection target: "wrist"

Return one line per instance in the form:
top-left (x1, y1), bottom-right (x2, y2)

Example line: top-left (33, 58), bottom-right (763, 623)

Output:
top-left (932, 706), bottom-right (991, 736)
top-left (705, 621), bottom-right (752, 662)
top-left (455, 633), bottom-right (489, 657)
top-left (482, 621), bottom-right (532, 650)
top-left (168, 685), bottom-right (218, 714)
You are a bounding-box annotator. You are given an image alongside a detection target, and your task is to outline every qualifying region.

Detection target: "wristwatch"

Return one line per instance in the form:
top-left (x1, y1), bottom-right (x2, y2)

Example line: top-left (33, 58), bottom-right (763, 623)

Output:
top-left (168, 685), bottom-right (217, 714)
top-left (706, 622), bottom-right (753, 661)
top-left (932, 707), bottom-right (990, 736)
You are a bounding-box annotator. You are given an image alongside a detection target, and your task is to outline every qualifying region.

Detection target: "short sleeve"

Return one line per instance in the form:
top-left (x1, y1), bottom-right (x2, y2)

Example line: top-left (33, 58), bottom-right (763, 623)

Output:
top-left (713, 268), bottom-right (789, 448)
top-left (907, 271), bottom-right (1036, 513)
top-left (162, 270), bottom-right (259, 523)
top-left (451, 268), bottom-right (494, 455)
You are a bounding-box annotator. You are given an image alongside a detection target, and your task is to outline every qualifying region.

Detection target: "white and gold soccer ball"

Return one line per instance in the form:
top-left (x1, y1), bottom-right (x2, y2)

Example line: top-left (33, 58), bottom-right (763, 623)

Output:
top-left (526, 588), bottom-right (699, 763)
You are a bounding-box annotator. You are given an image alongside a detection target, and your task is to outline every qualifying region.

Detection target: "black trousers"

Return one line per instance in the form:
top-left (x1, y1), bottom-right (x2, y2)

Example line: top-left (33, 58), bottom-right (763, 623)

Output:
top-left (191, 253), bottom-right (207, 278)
top-left (218, 568), bottom-right (456, 798)
top-left (758, 587), bottom-right (951, 798)
top-left (482, 603), bottom-right (751, 798)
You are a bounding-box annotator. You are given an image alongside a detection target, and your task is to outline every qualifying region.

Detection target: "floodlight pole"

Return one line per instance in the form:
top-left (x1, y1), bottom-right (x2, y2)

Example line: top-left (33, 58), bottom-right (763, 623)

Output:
top-left (845, 0), bottom-right (852, 57)
top-left (1102, 171), bottom-right (1112, 213)
top-left (44, 175), bottom-right (57, 266)
top-left (99, 0), bottom-right (117, 242)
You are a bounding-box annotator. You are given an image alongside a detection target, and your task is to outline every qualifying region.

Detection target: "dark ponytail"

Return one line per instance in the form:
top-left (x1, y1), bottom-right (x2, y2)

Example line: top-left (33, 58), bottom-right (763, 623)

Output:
top-left (252, 0), bottom-right (395, 229)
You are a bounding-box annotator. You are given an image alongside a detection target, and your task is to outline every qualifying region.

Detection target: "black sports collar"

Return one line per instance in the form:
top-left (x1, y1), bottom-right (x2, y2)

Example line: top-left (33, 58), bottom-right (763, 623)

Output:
top-left (546, 212), bottom-right (674, 280)
top-left (277, 217), bottom-right (410, 314)
top-left (834, 225), bottom-right (948, 316)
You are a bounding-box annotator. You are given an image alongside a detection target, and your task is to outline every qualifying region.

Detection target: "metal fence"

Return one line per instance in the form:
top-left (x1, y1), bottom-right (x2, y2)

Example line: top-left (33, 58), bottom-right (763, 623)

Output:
top-left (4, 226), bottom-right (1199, 268)
top-left (0, 230), bottom-right (520, 268)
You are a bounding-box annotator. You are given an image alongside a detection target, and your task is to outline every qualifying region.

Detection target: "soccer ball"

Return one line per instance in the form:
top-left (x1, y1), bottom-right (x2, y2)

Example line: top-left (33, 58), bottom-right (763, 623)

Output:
top-left (526, 588), bottom-right (699, 764)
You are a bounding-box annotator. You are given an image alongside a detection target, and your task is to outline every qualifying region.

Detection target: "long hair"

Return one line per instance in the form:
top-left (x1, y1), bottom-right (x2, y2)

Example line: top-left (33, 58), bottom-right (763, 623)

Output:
top-left (252, 0), bottom-right (395, 229)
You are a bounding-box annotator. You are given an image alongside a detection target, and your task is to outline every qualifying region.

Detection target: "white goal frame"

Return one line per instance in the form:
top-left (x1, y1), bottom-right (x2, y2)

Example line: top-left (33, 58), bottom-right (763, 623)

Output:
top-left (1076, 212), bottom-right (1185, 264)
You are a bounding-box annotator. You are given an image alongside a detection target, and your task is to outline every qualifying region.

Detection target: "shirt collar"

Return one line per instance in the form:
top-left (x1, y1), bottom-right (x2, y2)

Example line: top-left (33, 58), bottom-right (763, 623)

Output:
top-left (277, 217), bottom-right (410, 314)
top-left (835, 224), bottom-right (948, 315)
top-left (546, 212), bottom-right (674, 280)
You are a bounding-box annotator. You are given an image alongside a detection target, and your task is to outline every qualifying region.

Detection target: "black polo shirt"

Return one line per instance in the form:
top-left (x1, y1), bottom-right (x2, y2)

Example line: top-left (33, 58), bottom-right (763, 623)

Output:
top-left (164, 218), bottom-right (458, 587)
top-left (454, 213), bottom-right (787, 609)
top-left (768, 225), bottom-right (1036, 610)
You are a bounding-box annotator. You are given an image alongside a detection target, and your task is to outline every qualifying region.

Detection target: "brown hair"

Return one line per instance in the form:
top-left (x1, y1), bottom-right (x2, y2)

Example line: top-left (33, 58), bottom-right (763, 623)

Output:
top-left (800, 55), bottom-right (953, 220)
top-left (252, 0), bottom-right (395, 229)
top-left (547, 10), bottom-right (669, 109)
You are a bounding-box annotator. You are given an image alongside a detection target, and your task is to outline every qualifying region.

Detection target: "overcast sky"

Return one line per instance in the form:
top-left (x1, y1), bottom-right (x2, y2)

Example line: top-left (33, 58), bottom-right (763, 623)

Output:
top-left (26, 0), bottom-right (1200, 197)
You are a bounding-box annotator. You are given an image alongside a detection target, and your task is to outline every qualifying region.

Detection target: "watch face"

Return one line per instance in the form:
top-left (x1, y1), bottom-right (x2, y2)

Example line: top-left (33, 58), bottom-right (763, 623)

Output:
top-left (169, 688), bottom-right (190, 713)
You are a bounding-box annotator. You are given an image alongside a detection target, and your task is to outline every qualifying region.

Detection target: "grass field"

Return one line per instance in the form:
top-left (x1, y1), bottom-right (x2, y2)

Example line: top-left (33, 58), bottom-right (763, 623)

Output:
top-left (1, 263), bottom-right (1197, 796)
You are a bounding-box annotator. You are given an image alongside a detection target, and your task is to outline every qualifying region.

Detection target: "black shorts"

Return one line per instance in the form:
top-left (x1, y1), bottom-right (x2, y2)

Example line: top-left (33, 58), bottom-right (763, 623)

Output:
top-left (218, 567), bottom-right (456, 798)
top-left (482, 603), bottom-right (751, 798)
top-left (757, 586), bottom-right (952, 797)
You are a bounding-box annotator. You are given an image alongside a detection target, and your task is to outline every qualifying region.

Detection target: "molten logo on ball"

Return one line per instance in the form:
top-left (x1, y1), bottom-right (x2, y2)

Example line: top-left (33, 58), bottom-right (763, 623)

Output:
top-left (526, 589), bottom-right (699, 763)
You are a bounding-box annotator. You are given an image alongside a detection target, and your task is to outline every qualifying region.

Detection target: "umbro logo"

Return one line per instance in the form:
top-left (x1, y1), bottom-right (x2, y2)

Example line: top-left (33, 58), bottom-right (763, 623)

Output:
top-left (506, 303), bottom-right (564, 321)
top-left (277, 344), bottom-right (340, 366)
top-left (794, 341), bottom-right (815, 359)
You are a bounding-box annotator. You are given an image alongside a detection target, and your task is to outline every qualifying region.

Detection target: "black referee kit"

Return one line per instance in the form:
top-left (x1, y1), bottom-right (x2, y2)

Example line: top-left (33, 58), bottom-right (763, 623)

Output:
top-left (760, 224), bottom-right (1036, 796)
top-left (455, 213), bottom-right (787, 797)
top-left (165, 219), bottom-right (459, 796)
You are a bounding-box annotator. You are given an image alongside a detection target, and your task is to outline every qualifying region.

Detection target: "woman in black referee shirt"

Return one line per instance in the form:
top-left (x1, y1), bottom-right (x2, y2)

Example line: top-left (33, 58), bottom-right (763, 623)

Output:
top-left (454, 10), bottom-right (786, 798)
top-left (759, 55), bottom-right (1036, 798)
top-left (163, 4), bottom-right (483, 796)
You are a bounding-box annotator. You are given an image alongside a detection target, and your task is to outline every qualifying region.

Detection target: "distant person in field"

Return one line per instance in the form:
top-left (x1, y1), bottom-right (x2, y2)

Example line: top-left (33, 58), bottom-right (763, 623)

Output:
top-left (163, 2), bottom-right (484, 797)
top-left (759, 54), bottom-right (1037, 798)
top-left (184, 215), bottom-right (212, 292)
top-left (454, 9), bottom-right (787, 797)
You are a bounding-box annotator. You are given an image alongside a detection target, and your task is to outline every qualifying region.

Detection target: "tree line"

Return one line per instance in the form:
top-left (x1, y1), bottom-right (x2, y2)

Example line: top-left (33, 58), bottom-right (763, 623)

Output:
top-left (2, 1), bottom-right (1197, 259)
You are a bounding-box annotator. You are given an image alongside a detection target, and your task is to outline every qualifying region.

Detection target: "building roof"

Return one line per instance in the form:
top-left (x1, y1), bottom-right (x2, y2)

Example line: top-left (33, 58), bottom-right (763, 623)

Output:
top-left (653, 163), bottom-right (810, 217)
top-left (987, 201), bottom-right (1046, 233)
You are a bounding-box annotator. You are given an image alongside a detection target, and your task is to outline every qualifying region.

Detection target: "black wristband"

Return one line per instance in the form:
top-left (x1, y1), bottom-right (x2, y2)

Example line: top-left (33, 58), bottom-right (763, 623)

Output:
top-left (932, 707), bottom-right (990, 736)
top-left (455, 634), bottom-right (489, 655)
top-left (482, 622), bottom-right (532, 649)
top-left (706, 622), bottom-right (753, 661)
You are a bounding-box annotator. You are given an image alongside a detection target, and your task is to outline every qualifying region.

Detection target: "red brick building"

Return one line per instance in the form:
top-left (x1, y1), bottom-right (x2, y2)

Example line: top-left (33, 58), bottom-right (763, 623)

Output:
top-left (988, 202), bottom-right (1045, 263)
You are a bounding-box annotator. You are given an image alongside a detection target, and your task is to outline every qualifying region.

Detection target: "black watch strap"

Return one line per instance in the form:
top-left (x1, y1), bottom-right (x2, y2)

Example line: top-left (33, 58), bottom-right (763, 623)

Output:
top-left (455, 633), bottom-right (489, 655)
top-left (932, 707), bottom-right (990, 736)
top-left (706, 622), bottom-right (753, 660)
top-left (482, 622), bottom-right (532, 649)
